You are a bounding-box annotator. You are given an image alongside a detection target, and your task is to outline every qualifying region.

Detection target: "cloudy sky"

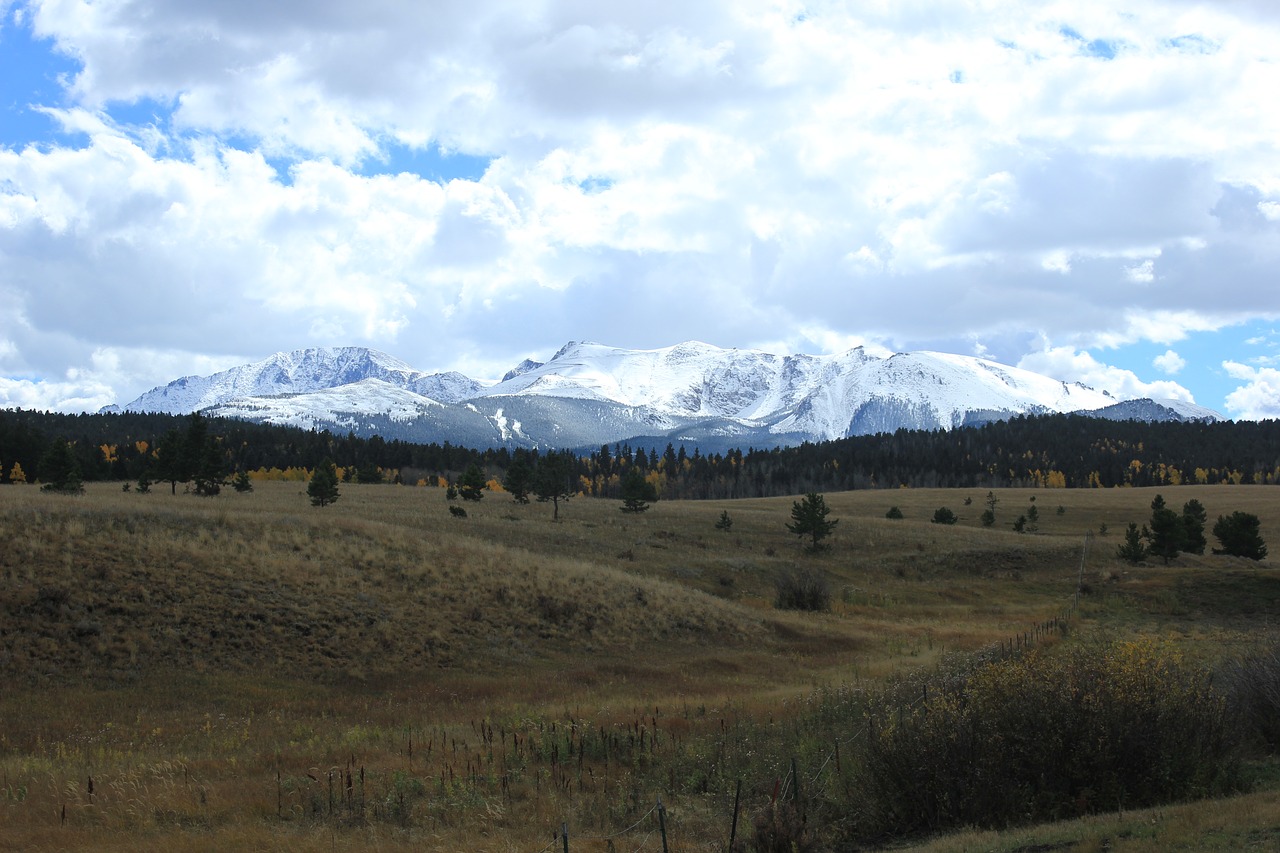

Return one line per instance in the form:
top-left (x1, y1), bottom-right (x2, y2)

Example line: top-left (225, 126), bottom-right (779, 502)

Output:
top-left (2, 0), bottom-right (1279, 418)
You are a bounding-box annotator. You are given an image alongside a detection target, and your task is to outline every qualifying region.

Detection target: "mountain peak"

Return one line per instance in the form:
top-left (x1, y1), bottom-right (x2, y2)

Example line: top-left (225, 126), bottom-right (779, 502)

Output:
top-left (116, 341), bottom-right (1223, 450)
top-left (121, 346), bottom-right (482, 414)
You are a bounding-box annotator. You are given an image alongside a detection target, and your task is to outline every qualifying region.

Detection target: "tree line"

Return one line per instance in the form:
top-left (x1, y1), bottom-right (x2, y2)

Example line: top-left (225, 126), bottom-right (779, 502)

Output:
top-left (2, 407), bottom-right (1279, 498)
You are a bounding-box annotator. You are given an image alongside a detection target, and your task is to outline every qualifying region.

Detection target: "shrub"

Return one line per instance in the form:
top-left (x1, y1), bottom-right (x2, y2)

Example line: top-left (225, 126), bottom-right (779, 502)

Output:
top-left (747, 800), bottom-right (817, 852)
top-left (774, 566), bottom-right (831, 612)
top-left (856, 639), bottom-right (1240, 837)
top-left (1213, 511), bottom-right (1268, 560)
top-left (885, 506), bottom-right (904, 520)
top-left (930, 507), bottom-right (957, 525)
top-left (1224, 636), bottom-right (1280, 752)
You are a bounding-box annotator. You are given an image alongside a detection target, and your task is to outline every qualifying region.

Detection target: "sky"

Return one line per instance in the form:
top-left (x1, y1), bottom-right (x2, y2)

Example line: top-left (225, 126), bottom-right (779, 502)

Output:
top-left (1, 1), bottom-right (1279, 419)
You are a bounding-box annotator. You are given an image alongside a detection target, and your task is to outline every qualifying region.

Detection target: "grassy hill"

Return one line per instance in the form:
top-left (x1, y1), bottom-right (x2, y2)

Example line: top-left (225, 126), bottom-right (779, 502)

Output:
top-left (0, 482), bottom-right (1276, 850)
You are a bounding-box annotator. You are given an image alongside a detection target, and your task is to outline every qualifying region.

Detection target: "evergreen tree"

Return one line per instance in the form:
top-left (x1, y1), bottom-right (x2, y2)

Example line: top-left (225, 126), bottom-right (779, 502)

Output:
top-left (502, 457), bottom-right (533, 504)
top-left (1117, 522), bottom-right (1149, 564)
top-left (1026, 503), bottom-right (1040, 533)
top-left (787, 492), bottom-right (838, 551)
top-left (979, 508), bottom-right (996, 527)
top-left (1147, 493), bottom-right (1187, 564)
top-left (931, 507), bottom-right (957, 525)
top-left (232, 470), bottom-right (254, 493)
top-left (38, 437), bottom-right (83, 493)
top-left (715, 510), bottom-right (734, 531)
top-left (191, 432), bottom-right (226, 496)
top-left (1212, 511), bottom-right (1268, 560)
top-left (1182, 499), bottom-right (1207, 555)
top-left (533, 450), bottom-right (574, 520)
top-left (155, 428), bottom-right (188, 495)
top-left (457, 462), bottom-right (486, 502)
top-left (308, 458), bottom-right (341, 507)
top-left (355, 463), bottom-right (383, 484)
top-left (136, 472), bottom-right (152, 494)
top-left (886, 506), bottom-right (904, 520)
top-left (619, 467), bottom-right (657, 513)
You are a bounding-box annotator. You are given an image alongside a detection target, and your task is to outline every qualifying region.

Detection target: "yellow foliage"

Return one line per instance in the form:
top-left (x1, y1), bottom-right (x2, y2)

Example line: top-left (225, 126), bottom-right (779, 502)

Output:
top-left (251, 467), bottom-right (311, 482)
top-left (99, 443), bottom-right (118, 463)
top-left (135, 440), bottom-right (149, 455)
top-left (486, 478), bottom-right (505, 493)
top-left (8, 462), bottom-right (26, 484)
top-left (1045, 470), bottom-right (1067, 488)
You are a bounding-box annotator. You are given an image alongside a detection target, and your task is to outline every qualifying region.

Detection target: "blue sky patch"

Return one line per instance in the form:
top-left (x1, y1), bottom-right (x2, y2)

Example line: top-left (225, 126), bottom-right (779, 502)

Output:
top-left (1106, 318), bottom-right (1280, 413)
top-left (362, 141), bottom-right (491, 183)
top-left (0, 16), bottom-right (79, 149)
top-left (577, 176), bottom-right (614, 194)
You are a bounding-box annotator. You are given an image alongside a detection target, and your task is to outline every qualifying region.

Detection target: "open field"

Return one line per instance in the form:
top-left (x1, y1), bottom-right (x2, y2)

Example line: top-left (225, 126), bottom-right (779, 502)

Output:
top-left (1, 481), bottom-right (1277, 850)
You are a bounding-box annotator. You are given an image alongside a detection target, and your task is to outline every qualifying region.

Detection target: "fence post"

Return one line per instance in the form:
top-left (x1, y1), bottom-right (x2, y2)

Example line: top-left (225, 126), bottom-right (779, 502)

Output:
top-left (791, 756), bottom-right (802, 822)
top-left (658, 796), bottom-right (669, 853)
top-left (728, 779), bottom-right (741, 852)
top-left (561, 821), bottom-right (569, 853)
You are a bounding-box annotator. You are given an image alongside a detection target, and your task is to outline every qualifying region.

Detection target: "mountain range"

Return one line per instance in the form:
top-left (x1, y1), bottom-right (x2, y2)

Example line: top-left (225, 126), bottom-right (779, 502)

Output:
top-left (106, 342), bottom-right (1222, 452)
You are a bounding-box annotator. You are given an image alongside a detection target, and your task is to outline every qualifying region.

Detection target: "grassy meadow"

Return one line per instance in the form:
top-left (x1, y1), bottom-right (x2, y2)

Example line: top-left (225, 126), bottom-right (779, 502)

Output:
top-left (0, 480), bottom-right (1277, 850)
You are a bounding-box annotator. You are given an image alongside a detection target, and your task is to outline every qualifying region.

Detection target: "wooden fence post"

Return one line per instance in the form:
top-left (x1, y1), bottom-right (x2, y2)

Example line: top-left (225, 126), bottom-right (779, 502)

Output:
top-left (561, 821), bottom-right (569, 853)
top-left (658, 796), bottom-right (669, 853)
top-left (728, 779), bottom-right (742, 852)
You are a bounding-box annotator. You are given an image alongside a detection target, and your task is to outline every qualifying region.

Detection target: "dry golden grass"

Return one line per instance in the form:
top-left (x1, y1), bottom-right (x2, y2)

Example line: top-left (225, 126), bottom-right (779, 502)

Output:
top-left (0, 480), bottom-right (1276, 850)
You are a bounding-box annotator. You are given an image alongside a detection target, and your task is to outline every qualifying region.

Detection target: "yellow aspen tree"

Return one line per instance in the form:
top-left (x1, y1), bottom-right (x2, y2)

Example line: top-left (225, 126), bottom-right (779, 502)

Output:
top-left (9, 462), bottom-right (26, 484)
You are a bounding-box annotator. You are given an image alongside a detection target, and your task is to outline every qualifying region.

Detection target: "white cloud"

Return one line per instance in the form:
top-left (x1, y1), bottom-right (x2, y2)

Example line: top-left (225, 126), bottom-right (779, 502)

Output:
top-left (1153, 349), bottom-right (1186, 374)
top-left (1222, 360), bottom-right (1280, 419)
top-left (1125, 259), bottom-right (1156, 283)
top-left (4, 1), bottom-right (1280, 410)
top-left (1018, 346), bottom-right (1195, 401)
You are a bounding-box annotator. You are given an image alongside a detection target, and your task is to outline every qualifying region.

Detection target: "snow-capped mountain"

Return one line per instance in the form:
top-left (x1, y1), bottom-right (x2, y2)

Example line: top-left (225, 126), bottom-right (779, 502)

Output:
top-left (114, 341), bottom-right (1220, 450)
top-left (121, 347), bottom-right (483, 414)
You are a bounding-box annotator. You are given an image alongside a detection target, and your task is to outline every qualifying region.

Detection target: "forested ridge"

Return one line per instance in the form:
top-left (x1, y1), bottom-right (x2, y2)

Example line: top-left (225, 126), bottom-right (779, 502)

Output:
top-left (1, 408), bottom-right (1278, 498)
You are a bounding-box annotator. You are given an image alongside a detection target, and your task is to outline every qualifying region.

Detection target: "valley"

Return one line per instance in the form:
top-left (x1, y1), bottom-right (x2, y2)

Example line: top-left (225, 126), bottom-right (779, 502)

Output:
top-left (1, 481), bottom-right (1276, 850)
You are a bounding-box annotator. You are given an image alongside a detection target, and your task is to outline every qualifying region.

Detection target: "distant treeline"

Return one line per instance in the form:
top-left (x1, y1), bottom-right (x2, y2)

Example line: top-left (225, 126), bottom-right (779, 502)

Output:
top-left (1, 408), bottom-right (1278, 497)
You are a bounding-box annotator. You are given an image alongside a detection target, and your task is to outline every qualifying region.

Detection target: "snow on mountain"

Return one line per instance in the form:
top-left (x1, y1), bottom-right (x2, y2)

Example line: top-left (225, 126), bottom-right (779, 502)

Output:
top-left (480, 341), bottom-right (837, 419)
top-left (113, 340), bottom-right (1221, 450)
top-left (121, 347), bottom-right (483, 414)
top-left (479, 341), bottom-right (1119, 439)
top-left (204, 379), bottom-right (443, 430)
top-left (1085, 398), bottom-right (1222, 424)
